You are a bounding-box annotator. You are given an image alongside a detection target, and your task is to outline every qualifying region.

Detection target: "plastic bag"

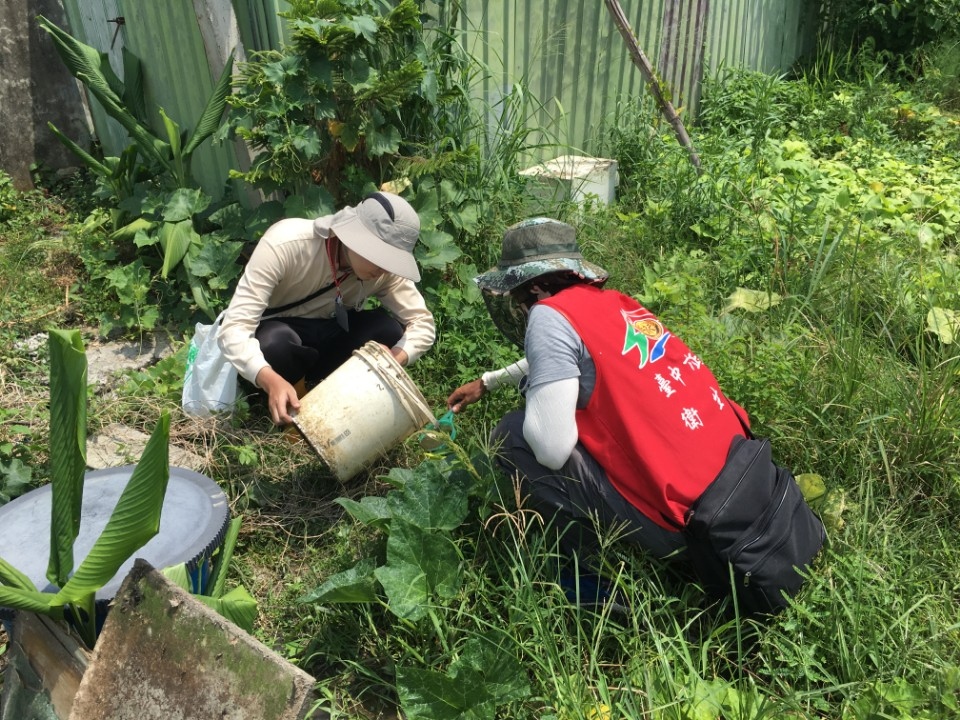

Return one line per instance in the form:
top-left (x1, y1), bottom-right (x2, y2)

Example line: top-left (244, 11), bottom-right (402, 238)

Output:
top-left (182, 313), bottom-right (238, 416)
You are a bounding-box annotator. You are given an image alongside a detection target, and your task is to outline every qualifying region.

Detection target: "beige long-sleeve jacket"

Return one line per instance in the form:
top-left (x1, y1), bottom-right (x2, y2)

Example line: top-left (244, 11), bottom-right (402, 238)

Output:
top-left (218, 215), bottom-right (436, 385)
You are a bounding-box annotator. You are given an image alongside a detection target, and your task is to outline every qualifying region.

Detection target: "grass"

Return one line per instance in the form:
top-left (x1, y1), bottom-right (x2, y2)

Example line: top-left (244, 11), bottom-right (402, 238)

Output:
top-left (3, 46), bottom-right (960, 719)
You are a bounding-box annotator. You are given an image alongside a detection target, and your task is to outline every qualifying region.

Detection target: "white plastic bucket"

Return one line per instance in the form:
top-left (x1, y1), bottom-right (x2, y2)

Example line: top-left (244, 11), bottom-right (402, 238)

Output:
top-left (293, 341), bottom-right (435, 481)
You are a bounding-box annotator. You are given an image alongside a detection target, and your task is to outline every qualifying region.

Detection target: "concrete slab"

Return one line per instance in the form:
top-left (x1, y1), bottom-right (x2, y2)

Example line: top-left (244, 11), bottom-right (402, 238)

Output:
top-left (84, 335), bottom-right (175, 387)
top-left (14, 332), bottom-right (175, 388)
top-left (68, 560), bottom-right (320, 720)
top-left (87, 423), bottom-right (206, 472)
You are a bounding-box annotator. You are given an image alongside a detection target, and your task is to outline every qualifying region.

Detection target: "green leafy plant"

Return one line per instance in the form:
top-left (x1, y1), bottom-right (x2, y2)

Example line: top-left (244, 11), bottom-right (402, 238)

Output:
top-left (298, 447), bottom-right (532, 718)
top-left (0, 329), bottom-right (170, 648)
top-left (228, 0), bottom-right (458, 200)
top-left (37, 16), bottom-right (246, 328)
top-left (163, 517), bottom-right (258, 632)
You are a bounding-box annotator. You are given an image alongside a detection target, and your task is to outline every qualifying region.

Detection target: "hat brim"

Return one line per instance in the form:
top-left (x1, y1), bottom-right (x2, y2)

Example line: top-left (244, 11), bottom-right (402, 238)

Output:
top-left (331, 210), bottom-right (421, 281)
top-left (474, 257), bottom-right (609, 295)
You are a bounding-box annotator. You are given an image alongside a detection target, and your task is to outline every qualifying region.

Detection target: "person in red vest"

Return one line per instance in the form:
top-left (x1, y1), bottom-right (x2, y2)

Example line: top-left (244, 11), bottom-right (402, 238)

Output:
top-left (447, 217), bottom-right (751, 573)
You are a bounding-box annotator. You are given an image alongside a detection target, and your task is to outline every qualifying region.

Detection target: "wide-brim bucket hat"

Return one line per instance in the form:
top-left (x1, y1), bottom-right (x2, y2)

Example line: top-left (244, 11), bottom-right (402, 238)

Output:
top-left (474, 218), bottom-right (608, 295)
top-left (327, 191), bottom-right (421, 281)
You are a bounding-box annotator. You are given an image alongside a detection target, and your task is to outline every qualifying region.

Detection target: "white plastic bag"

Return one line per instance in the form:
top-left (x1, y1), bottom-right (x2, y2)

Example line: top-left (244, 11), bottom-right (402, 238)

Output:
top-left (182, 313), bottom-right (238, 416)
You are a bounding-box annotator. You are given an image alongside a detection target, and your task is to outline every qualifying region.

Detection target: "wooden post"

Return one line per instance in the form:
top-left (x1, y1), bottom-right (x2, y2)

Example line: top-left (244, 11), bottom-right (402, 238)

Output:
top-left (604, 0), bottom-right (703, 175)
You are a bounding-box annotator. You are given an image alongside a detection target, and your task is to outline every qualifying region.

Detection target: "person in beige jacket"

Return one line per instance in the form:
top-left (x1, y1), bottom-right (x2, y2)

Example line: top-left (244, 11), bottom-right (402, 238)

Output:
top-left (219, 192), bottom-right (436, 426)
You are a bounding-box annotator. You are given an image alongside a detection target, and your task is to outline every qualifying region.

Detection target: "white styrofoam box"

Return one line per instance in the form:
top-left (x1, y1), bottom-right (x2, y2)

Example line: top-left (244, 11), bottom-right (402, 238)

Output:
top-left (519, 155), bottom-right (620, 208)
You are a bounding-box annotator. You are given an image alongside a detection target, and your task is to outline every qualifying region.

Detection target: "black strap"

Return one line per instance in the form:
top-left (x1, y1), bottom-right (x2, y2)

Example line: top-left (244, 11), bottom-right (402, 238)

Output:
top-left (261, 277), bottom-right (344, 318)
top-left (365, 192), bottom-right (395, 220)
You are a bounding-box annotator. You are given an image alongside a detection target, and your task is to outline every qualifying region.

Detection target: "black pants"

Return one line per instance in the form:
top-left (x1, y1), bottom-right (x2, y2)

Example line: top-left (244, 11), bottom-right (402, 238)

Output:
top-left (491, 410), bottom-right (686, 563)
top-left (255, 308), bottom-right (403, 386)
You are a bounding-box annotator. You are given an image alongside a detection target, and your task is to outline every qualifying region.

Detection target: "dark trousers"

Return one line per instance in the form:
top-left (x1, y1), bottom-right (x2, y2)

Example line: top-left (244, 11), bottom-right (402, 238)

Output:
top-left (255, 308), bottom-right (403, 386)
top-left (491, 410), bottom-right (686, 564)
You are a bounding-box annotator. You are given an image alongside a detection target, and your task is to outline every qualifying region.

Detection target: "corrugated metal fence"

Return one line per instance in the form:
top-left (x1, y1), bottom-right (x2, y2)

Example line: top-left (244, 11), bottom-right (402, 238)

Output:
top-left (58, 0), bottom-right (816, 192)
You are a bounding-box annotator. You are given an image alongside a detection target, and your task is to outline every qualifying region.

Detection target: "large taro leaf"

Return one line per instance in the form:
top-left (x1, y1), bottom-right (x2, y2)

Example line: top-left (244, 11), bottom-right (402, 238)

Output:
top-left (46, 329), bottom-right (87, 589)
top-left (374, 519), bottom-right (461, 621)
top-left (53, 411), bottom-right (170, 608)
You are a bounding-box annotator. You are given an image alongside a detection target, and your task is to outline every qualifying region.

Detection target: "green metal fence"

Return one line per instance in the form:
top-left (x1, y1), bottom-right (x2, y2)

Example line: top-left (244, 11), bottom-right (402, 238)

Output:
top-left (56, 0), bottom-right (817, 187)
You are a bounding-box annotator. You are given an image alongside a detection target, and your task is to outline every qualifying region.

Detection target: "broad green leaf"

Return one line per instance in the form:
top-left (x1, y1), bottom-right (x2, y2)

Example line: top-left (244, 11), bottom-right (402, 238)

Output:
top-left (46, 330), bottom-right (87, 589)
top-left (343, 15), bottom-right (378, 43)
top-left (723, 287), bottom-right (782, 314)
top-left (133, 228), bottom-right (157, 248)
top-left (163, 188), bottom-right (210, 223)
top-left (110, 217), bottom-right (156, 240)
top-left (162, 563), bottom-right (192, 591)
top-left (336, 495), bottom-right (392, 525)
top-left (386, 464), bottom-right (470, 531)
top-left (299, 558), bottom-right (378, 604)
top-left (0, 585), bottom-right (55, 615)
top-left (183, 55), bottom-right (234, 156)
top-left (290, 125), bottom-right (322, 157)
top-left (0, 556), bottom-right (37, 592)
top-left (37, 16), bottom-right (124, 101)
top-left (795, 473), bottom-right (827, 503)
top-left (456, 263), bottom-right (482, 304)
top-left (193, 586), bottom-right (258, 632)
top-left (685, 676), bottom-right (731, 720)
top-left (375, 562), bottom-right (427, 621)
top-left (452, 634), bottom-right (530, 704)
top-left (415, 229), bottom-right (462, 270)
top-left (283, 185), bottom-right (335, 219)
top-left (208, 516), bottom-right (242, 599)
top-left (396, 666), bottom-right (495, 720)
top-left (364, 123), bottom-right (401, 157)
top-left (120, 47), bottom-right (146, 123)
top-left (1, 458), bottom-right (33, 501)
top-left (927, 307), bottom-right (960, 344)
top-left (186, 238), bottom-right (243, 286)
top-left (53, 412), bottom-right (170, 606)
top-left (448, 203), bottom-right (481, 235)
top-left (159, 107), bottom-right (183, 165)
top-left (376, 519), bottom-right (461, 619)
top-left (160, 219), bottom-right (199, 278)
top-left (46, 123), bottom-right (112, 177)
top-left (338, 121), bottom-right (362, 152)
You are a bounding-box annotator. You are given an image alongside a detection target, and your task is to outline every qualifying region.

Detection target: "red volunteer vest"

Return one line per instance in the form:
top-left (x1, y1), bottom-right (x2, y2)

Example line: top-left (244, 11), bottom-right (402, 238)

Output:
top-left (541, 286), bottom-right (748, 529)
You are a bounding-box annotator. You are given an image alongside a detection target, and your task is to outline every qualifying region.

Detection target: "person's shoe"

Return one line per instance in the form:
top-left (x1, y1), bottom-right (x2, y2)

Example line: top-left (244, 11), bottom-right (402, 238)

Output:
top-left (558, 569), bottom-right (630, 616)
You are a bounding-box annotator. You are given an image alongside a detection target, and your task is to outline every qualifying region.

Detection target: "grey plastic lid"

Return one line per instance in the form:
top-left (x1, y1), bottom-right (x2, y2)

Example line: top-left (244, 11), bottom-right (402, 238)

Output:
top-left (0, 465), bottom-right (229, 605)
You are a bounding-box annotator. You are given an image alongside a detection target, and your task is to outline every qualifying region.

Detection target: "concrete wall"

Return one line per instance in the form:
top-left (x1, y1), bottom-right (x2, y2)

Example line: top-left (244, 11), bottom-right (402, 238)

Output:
top-left (0, 0), bottom-right (92, 190)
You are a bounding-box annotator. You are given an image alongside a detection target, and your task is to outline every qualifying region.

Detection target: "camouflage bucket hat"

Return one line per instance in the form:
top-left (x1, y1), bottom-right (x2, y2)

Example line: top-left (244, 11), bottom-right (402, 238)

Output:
top-left (474, 218), bottom-right (609, 296)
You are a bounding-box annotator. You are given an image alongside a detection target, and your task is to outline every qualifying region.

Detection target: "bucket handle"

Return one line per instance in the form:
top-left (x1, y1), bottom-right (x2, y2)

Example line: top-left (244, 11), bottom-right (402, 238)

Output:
top-left (358, 346), bottom-right (435, 427)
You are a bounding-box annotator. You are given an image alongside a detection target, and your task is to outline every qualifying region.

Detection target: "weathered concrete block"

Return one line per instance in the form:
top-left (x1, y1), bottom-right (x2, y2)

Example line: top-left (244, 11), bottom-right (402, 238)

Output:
top-left (67, 560), bottom-right (320, 720)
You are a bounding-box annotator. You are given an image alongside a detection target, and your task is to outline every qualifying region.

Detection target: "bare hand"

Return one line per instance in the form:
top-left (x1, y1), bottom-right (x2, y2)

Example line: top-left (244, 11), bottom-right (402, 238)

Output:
top-left (390, 346), bottom-right (409, 366)
top-left (447, 379), bottom-right (486, 413)
top-left (256, 367), bottom-right (301, 426)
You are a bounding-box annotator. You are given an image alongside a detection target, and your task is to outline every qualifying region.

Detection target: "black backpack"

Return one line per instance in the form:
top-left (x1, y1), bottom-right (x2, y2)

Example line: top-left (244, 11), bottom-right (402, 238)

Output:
top-left (683, 433), bottom-right (826, 616)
